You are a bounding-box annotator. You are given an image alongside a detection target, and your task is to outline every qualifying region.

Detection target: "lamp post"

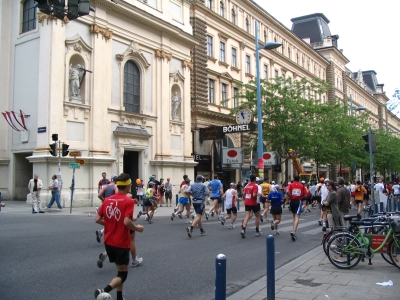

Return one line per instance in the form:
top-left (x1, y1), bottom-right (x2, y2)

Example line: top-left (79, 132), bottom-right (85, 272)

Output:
top-left (255, 20), bottom-right (282, 179)
top-left (349, 94), bottom-right (366, 180)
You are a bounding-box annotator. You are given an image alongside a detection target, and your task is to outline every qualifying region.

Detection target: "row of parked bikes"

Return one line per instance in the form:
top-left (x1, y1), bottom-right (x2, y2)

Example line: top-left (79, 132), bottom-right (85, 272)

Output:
top-left (322, 207), bottom-right (400, 270)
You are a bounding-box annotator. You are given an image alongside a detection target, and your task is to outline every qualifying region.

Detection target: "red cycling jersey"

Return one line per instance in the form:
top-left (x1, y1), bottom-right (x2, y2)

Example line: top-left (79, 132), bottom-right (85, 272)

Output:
top-left (287, 182), bottom-right (306, 201)
top-left (243, 182), bottom-right (258, 206)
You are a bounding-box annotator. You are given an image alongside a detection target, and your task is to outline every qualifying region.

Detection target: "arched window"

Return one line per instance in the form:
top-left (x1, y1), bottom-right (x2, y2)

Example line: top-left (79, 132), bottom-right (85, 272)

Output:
top-left (22, 0), bottom-right (37, 33)
top-left (245, 18), bottom-right (250, 33)
top-left (219, 1), bottom-right (224, 17)
top-left (123, 61), bottom-right (141, 113)
top-left (231, 9), bottom-right (235, 24)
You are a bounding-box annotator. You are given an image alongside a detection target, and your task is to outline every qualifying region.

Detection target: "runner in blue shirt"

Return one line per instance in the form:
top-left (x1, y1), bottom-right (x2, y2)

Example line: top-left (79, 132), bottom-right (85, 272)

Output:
top-left (205, 174), bottom-right (223, 220)
top-left (268, 185), bottom-right (284, 235)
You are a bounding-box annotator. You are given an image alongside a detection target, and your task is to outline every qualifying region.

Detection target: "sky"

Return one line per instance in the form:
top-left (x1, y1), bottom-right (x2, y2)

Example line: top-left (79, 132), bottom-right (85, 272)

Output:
top-left (254, 0), bottom-right (398, 99)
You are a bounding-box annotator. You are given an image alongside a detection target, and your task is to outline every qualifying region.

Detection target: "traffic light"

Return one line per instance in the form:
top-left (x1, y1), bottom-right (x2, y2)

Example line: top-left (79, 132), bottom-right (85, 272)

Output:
top-left (51, 133), bottom-right (58, 141)
top-left (362, 132), bottom-right (376, 153)
top-left (62, 143), bottom-right (70, 157)
top-left (35, 0), bottom-right (95, 21)
top-left (49, 143), bottom-right (57, 156)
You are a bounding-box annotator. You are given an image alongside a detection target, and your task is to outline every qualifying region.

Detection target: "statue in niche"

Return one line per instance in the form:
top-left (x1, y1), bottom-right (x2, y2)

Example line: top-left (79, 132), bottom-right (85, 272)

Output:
top-left (171, 91), bottom-right (182, 121)
top-left (69, 64), bottom-right (84, 101)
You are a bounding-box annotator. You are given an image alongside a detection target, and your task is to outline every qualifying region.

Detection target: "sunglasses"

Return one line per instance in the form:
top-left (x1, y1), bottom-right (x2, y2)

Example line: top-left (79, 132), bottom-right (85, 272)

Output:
top-left (326, 184), bottom-right (331, 186)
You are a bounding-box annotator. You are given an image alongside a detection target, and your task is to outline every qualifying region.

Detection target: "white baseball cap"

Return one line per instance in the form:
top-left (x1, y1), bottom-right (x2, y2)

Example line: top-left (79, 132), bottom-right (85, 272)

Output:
top-left (256, 177), bottom-right (260, 181)
top-left (271, 181), bottom-right (275, 184)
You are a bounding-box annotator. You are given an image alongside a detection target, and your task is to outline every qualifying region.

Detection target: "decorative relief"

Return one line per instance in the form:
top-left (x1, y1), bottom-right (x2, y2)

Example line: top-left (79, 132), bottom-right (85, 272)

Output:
top-left (169, 122), bottom-right (184, 133)
top-left (218, 32), bottom-right (229, 42)
top-left (63, 102), bottom-right (90, 120)
top-left (37, 12), bottom-right (65, 26)
top-left (74, 44), bottom-right (82, 52)
top-left (120, 115), bottom-right (147, 129)
top-left (182, 60), bottom-right (193, 70)
top-left (116, 41), bottom-right (150, 69)
top-left (155, 49), bottom-right (172, 61)
top-left (239, 41), bottom-right (246, 50)
top-left (90, 24), bottom-right (112, 41)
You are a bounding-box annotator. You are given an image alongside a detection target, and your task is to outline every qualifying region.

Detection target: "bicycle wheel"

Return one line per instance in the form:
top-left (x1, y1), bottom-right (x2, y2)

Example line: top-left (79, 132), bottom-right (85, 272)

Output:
top-left (381, 253), bottom-right (394, 265)
top-left (387, 236), bottom-right (400, 270)
top-left (326, 233), bottom-right (362, 269)
top-left (322, 231), bottom-right (334, 256)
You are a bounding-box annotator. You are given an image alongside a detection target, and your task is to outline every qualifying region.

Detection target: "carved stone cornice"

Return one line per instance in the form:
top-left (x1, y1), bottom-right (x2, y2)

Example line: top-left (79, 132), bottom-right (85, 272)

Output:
top-left (63, 101), bottom-right (90, 120)
top-left (240, 41), bottom-right (246, 50)
top-left (155, 49), bottom-right (172, 61)
top-left (218, 32), bottom-right (229, 42)
top-left (182, 60), bottom-right (193, 70)
top-left (89, 24), bottom-right (112, 41)
top-left (37, 12), bottom-right (65, 26)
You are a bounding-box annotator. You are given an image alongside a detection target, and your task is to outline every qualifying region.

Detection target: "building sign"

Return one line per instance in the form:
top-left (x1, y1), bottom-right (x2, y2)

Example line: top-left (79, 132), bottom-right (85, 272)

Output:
top-left (199, 126), bottom-right (223, 141)
top-left (222, 148), bottom-right (243, 164)
top-left (263, 152), bottom-right (277, 166)
top-left (192, 154), bottom-right (211, 162)
top-left (38, 127), bottom-right (46, 133)
top-left (222, 123), bottom-right (255, 133)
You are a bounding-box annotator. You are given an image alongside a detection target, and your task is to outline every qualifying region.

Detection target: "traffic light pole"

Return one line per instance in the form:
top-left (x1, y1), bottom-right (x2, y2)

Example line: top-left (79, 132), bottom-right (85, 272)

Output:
top-left (57, 140), bottom-right (63, 192)
top-left (368, 127), bottom-right (375, 207)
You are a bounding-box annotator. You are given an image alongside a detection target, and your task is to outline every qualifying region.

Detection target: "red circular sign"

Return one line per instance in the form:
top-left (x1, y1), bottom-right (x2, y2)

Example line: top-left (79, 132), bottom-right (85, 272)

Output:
top-left (263, 153), bottom-right (271, 159)
top-left (227, 150), bottom-right (238, 157)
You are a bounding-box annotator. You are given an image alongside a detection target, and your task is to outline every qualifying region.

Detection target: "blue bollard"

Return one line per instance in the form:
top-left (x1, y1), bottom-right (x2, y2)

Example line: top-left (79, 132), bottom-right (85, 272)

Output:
top-left (266, 235), bottom-right (275, 300)
top-left (215, 254), bottom-right (226, 300)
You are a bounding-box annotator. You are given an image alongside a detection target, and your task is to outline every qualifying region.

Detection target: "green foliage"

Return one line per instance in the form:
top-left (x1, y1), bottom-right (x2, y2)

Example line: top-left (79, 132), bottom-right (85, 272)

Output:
top-left (373, 129), bottom-right (400, 177)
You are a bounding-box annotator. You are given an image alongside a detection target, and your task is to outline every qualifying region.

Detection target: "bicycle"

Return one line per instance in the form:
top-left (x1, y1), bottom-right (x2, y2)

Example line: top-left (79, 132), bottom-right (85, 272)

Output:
top-left (326, 215), bottom-right (400, 269)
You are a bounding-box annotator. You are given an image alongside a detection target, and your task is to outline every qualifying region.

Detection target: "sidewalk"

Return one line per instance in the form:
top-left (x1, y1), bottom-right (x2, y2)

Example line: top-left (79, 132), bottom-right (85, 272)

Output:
top-left (228, 244), bottom-right (400, 300)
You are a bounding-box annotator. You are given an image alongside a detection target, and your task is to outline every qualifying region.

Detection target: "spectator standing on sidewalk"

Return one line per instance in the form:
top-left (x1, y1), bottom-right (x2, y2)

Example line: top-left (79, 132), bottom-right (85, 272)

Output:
top-left (45, 174), bottom-right (62, 211)
top-left (28, 174), bottom-right (44, 213)
top-left (323, 180), bottom-right (344, 227)
top-left (336, 177), bottom-right (350, 222)
top-left (164, 178), bottom-right (173, 207)
top-left (185, 175), bottom-right (209, 238)
top-left (94, 173), bottom-right (144, 300)
top-left (287, 175), bottom-right (307, 241)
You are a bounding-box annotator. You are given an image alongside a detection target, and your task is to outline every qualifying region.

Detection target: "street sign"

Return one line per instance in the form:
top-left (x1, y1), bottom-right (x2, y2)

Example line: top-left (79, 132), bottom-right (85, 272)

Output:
top-left (69, 151), bottom-right (81, 157)
top-left (69, 163), bottom-right (80, 169)
top-left (76, 159), bottom-right (86, 165)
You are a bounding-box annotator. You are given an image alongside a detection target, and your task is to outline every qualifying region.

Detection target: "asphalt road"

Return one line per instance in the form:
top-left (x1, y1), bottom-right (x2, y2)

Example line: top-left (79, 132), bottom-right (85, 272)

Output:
top-left (0, 204), bottom-right (324, 300)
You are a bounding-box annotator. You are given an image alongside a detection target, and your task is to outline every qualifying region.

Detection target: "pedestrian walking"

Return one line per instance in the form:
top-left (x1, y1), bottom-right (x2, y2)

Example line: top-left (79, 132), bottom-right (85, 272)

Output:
top-left (28, 174), bottom-right (44, 213)
top-left (45, 174), bottom-right (62, 211)
top-left (94, 173), bottom-right (144, 300)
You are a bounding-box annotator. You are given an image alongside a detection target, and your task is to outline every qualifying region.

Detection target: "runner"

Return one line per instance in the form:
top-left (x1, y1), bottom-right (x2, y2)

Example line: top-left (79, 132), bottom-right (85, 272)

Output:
top-left (241, 175), bottom-right (262, 238)
top-left (220, 183), bottom-right (238, 229)
top-left (98, 172), bottom-right (111, 193)
top-left (268, 184), bottom-right (284, 235)
top-left (94, 173), bottom-right (144, 300)
top-left (137, 182), bottom-right (156, 224)
top-left (205, 174), bottom-right (223, 220)
top-left (171, 178), bottom-right (191, 224)
top-left (287, 175), bottom-right (307, 241)
top-left (259, 177), bottom-right (271, 223)
top-left (185, 175), bottom-right (210, 238)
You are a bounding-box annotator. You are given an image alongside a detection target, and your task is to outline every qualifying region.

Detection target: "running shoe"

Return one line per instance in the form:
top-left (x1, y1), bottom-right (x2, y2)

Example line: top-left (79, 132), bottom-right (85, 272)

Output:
top-left (290, 232), bottom-right (297, 241)
top-left (131, 257), bottom-right (143, 267)
top-left (94, 289), bottom-right (103, 299)
top-left (186, 227), bottom-right (192, 238)
top-left (318, 219), bottom-right (322, 226)
top-left (308, 208), bottom-right (311, 212)
top-left (265, 219), bottom-right (270, 223)
top-left (137, 212), bottom-right (141, 219)
top-left (275, 231), bottom-right (280, 235)
top-left (240, 230), bottom-right (246, 238)
top-left (211, 211), bottom-right (214, 217)
top-left (186, 219), bottom-right (192, 224)
top-left (96, 230), bottom-right (102, 243)
top-left (201, 229), bottom-right (206, 236)
top-left (178, 213), bottom-right (182, 219)
top-left (144, 215), bottom-right (148, 221)
top-left (271, 221), bottom-right (275, 230)
top-left (190, 209), bottom-right (194, 214)
top-left (220, 216), bottom-right (226, 225)
top-left (191, 215), bottom-right (195, 219)
top-left (174, 207), bottom-right (177, 213)
top-left (229, 224), bottom-right (235, 229)
top-left (97, 252), bottom-right (107, 268)
top-left (322, 225), bottom-right (326, 232)
top-left (205, 212), bottom-right (209, 220)
top-left (260, 215), bottom-right (264, 222)
top-left (148, 220), bottom-right (154, 224)
top-left (255, 231), bottom-right (263, 237)
top-left (171, 213), bottom-right (175, 221)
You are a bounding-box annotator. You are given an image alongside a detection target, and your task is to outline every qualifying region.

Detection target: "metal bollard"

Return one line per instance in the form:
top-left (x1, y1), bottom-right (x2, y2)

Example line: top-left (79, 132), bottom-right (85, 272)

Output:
top-left (266, 235), bottom-right (275, 300)
top-left (215, 254), bottom-right (226, 300)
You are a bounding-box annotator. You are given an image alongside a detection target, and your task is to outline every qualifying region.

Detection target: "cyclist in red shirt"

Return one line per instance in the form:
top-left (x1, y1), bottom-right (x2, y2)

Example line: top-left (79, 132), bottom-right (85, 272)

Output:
top-left (241, 174), bottom-right (262, 238)
top-left (94, 173), bottom-right (144, 300)
top-left (287, 175), bottom-right (307, 241)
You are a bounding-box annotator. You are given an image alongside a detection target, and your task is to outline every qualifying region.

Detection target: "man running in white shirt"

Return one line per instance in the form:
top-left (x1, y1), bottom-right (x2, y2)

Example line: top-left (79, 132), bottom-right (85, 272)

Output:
top-left (220, 183), bottom-right (238, 229)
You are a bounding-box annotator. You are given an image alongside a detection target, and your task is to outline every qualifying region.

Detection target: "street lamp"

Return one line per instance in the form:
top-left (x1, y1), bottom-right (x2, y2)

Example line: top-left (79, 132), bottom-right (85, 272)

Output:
top-left (255, 20), bottom-right (282, 179)
top-left (350, 94), bottom-right (366, 116)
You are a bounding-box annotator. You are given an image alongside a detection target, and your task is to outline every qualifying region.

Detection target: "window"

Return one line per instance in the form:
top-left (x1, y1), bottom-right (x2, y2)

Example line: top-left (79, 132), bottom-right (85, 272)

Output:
top-left (22, 0), bottom-right (37, 33)
top-left (245, 18), bottom-right (250, 33)
top-left (288, 48), bottom-right (291, 60)
top-left (231, 9), bottom-right (235, 24)
top-left (281, 44), bottom-right (285, 56)
top-left (231, 48), bottom-right (237, 67)
top-left (275, 70), bottom-right (279, 79)
top-left (245, 55), bottom-right (250, 73)
top-left (234, 87), bottom-right (239, 107)
top-left (264, 30), bottom-right (267, 43)
top-left (206, 0), bottom-right (212, 9)
top-left (209, 79), bottom-right (215, 104)
top-left (220, 42), bottom-right (225, 62)
top-left (296, 53), bottom-right (299, 64)
top-left (221, 83), bottom-right (227, 107)
top-left (282, 73), bottom-right (286, 81)
top-left (263, 64), bottom-right (268, 79)
top-left (123, 61), bottom-right (141, 113)
top-left (207, 35), bottom-right (213, 57)
top-left (302, 56), bottom-right (305, 67)
top-left (219, 1), bottom-right (224, 17)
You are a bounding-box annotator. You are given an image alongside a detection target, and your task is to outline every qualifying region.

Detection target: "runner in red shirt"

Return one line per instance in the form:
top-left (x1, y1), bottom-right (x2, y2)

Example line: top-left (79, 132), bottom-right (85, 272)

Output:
top-left (94, 173), bottom-right (144, 300)
top-left (241, 174), bottom-right (262, 238)
top-left (287, 175), bottom-right (307, 242)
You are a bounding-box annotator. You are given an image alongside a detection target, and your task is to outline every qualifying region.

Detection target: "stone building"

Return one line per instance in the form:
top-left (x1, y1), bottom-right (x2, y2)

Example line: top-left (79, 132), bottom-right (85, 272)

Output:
top-left (0, 0), bottom-right (197, 205)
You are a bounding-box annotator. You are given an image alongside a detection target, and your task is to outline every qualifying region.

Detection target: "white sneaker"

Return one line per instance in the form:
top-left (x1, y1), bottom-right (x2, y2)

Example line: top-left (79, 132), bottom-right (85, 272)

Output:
top-left (56, 208), bottom-right (62, 211)
top-left (229, 224), bottom-right (235, 229)
top-left (255, 231), bottom-right (263, 237)
top-left (186, 219), bottom-right (192, 224)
